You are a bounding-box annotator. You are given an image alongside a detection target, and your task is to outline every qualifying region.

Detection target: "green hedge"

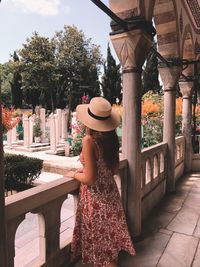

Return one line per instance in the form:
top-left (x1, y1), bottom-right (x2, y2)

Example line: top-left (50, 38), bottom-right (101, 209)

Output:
top-left (4, 154), bottom-right (43, 192)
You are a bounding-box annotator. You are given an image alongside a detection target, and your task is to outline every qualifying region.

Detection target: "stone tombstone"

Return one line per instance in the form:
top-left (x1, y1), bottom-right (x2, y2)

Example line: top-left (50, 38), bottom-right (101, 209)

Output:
top-left (49, 113), bottom-right (56, 152)
top-left (35, 105), bottom-right (40, 117)
top-left (11, 120), bottom-right (17, 143)
top-left (61, 108), bottom-right (69, 142)
top-left (7, 130), bottom-right (12, 149)
top-left (23, 115), bottom-right (30, 148)
top-left (29, 115), bottom-right (35, 145)
top-left (54, 113), bottom-right (59, 145)
top-left (56, 109), bottom-right (62, 141)
top-left (40, 108), bottom-right (46, 142)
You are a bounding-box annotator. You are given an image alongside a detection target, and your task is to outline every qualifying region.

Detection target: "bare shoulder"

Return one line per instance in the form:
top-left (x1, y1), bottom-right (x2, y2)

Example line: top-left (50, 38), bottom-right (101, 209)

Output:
top-left (82, 135), bottom-right (93, 146)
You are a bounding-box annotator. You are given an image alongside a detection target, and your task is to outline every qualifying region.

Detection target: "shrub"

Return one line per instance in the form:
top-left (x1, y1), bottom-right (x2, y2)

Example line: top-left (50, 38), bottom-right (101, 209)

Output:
top-left (33, 118), bottom-right (42, 137)
top-left (4, 154), bottom-right (43, 191)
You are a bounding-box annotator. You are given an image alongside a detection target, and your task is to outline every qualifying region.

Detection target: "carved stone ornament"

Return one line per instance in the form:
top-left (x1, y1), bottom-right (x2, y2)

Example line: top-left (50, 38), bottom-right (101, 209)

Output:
top-left (179, 81), bottom-right (193, 98)
top-left (111, 29), bottom-right (152, 72)
top-left (159, 66), bottom-right (182, 90)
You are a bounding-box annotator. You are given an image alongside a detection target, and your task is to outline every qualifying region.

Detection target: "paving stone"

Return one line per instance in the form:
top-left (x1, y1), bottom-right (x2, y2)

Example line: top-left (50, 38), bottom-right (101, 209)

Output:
top-left (157, 233), bottom-right (198, 267)
top-left (159, 228), bottom-right (173, 236)
top-left (142, 210), bottom-right (176, 235)
top-left (119, 232), bottom-right (170, 267)
top-left (192, 241), bottom-right (200, 267)
top-left (167, 206), bottom-right (199, 235)
top-left (193, 217), bottom-right (200, 237)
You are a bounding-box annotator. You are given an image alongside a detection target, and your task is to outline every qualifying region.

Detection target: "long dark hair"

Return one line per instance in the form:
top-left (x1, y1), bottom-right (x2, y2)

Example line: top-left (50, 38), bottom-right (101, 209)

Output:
top-left (90, 129), bottom-right (119, 172)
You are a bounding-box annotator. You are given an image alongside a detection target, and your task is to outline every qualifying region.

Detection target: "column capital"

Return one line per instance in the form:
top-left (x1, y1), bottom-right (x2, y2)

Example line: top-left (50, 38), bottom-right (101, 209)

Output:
top-left (159, 66), bottom-right (182, 91)
top-left (179, 81), bottom-right (193, 99)
top-left (110, 29), bottom-right (152, 72)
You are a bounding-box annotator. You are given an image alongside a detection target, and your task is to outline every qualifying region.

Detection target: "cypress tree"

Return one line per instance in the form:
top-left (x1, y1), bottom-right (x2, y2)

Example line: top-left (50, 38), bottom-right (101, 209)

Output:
top-left (101, 44), bottom-right (122, 104)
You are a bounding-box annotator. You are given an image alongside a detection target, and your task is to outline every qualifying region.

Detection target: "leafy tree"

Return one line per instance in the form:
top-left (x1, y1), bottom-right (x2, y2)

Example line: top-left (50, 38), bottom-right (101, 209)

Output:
top-left (18, 32), bottom-right (56, 111)
top-left (142, 42), bottom-right (162, 95)
top-left (10, 52), bottom-right (22, 108)
top-left (53, 25), bottom-right (102, 110)
top-left (0, 63), bottom-right (12, 106)
top-left (101, 44), bottom-right (122, 104)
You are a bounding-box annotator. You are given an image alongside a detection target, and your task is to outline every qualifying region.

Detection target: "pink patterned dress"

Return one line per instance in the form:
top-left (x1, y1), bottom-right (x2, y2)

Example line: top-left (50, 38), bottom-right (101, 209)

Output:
top-left (71, 142), bottom-right (136, 267)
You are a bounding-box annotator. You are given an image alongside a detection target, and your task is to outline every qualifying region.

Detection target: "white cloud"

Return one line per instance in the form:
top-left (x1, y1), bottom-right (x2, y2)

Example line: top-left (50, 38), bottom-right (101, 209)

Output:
top-left (9, 0), bottom-right (63, 16)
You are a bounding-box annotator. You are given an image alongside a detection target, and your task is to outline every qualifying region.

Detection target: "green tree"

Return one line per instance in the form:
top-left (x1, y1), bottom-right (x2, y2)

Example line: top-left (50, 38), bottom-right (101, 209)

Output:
top-left (0, 63), bottom-right (12, 106)
top-left (53, 25), bottom-right (102, 110)
top-left (10, 52), bottom-right (22, 108)
top-left (101, 44), bottom-right (122, 104)
top-left (142, 42), bottom-right (162, 95)
top-left (18, 32), bottom-right (55, 111)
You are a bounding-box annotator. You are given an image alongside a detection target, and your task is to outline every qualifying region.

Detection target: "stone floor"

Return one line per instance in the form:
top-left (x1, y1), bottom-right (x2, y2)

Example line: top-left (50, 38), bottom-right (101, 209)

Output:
top-left (74, 172), bottom-right (200, 267)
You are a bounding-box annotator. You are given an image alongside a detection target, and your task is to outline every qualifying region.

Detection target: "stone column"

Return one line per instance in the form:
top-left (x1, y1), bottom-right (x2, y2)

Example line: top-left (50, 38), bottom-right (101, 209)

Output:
top-left (179, 81), bottom-right (193, 172)
top-left (0, 81), bottom-right (8, 267)
top-left (23, 116), bottom-right (30, 148)
top-left (40, 108), bottom-right (46, 142)
top-left (111, 29), bottom-right (152, 237)
top-left (159, 66), bottom-right (181, 192)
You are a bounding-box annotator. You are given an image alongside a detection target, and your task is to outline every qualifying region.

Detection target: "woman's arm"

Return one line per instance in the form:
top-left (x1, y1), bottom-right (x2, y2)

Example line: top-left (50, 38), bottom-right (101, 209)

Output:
top-left (66, 135), bottom-right (97, 186)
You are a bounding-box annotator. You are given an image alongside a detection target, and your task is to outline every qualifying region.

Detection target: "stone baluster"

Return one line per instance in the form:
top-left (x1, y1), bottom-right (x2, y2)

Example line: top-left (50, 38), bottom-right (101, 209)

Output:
top-left (111, 29), bottom-right (152, 237)
top-left (159, 66), bottom-right (181, 192)
top-left (7, 215), bottom-right (25, 267)
top-left (23, 116), bottom-right (30, 148)
top-left (33, 198), bottom-right (65, 267)
top-left (179, 81), bottom-right (193, 172)
top-left (40, 108), bottom-right (46, 142)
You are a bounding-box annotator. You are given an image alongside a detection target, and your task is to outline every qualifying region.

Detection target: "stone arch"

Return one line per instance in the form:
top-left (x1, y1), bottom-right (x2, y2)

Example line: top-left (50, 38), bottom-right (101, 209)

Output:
top-left (182, 24), bottom-right (195, 76)
top-left (152, 0), bottom-right (181, 59)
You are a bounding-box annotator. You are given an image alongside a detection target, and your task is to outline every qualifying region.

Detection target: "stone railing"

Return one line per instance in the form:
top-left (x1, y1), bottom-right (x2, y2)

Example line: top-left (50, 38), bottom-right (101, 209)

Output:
top-left (141, 142), bottom-right (168, 219)
top-left (192, 135), bottom-right (200, 171)
top-left (5, 160), bottom-right (128, 267)
top-left (175, 136), bottom-right (185, 181)
top-left (5, 177), bottom-right (79, 267)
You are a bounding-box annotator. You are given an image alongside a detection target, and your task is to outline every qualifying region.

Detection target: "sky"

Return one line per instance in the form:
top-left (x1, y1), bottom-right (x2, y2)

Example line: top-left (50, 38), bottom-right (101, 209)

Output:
top-left (0, 0), bottom-right (117, 64)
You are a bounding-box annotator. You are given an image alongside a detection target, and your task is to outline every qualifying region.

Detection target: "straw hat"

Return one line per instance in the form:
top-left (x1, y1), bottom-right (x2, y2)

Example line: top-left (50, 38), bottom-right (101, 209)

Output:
top-left (76, 97), bottom-right (121, 132)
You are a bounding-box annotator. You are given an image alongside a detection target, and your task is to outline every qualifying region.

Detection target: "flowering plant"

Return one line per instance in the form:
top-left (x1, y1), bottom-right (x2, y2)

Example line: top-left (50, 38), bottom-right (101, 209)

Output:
top-left (2, 107), bottom-right (20, 134)
top-left (71, 112), bottom-right (86, 156)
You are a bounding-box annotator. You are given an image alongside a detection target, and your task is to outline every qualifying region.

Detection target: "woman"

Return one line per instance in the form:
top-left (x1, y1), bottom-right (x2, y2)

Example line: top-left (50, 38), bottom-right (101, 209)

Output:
top-left (67, 97), bottom-right (135, 267)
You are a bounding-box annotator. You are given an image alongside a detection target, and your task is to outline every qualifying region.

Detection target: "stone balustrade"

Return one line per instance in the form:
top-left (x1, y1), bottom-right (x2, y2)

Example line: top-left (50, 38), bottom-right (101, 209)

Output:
top-left (4, 140), bottom-right (189, 266)
top-left (5, 160), bottom-right (128, 267)
top-left (5, 177), bottom-right (79, 267)
top-left (141, 142), bottom-right (168, 219)
top-left (175, 136), bottom-right (185, 181)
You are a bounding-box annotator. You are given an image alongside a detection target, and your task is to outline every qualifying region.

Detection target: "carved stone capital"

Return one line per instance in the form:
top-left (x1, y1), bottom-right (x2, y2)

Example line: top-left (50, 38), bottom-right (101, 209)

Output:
top-left (158, 66), bottom-right (182, 91)
top-left (179, 81), bottom-right (193, 99)
top-left (110, 29), bottom-right (152, 72)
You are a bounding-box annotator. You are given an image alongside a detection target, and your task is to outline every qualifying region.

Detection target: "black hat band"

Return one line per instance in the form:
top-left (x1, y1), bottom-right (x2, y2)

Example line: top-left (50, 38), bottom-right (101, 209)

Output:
top-left (88, 108), bottom-right (110, 121)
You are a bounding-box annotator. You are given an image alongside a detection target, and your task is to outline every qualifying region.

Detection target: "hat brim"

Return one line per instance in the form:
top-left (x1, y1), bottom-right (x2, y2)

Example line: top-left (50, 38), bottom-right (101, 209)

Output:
top-left (76, 104), bottom-right (121, 132)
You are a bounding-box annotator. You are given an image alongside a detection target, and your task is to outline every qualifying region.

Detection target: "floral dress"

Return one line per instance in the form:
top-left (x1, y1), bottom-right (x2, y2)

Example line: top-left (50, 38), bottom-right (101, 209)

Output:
top-left (71, 142), bottom-right (136, 267)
